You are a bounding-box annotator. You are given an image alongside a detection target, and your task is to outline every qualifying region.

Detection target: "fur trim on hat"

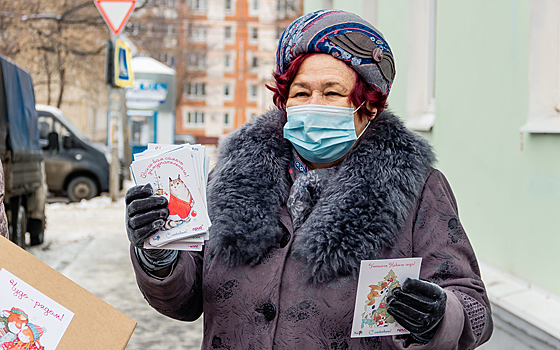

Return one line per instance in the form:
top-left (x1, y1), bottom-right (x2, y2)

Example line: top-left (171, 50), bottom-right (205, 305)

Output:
top-left (207, 108), bottom-right (435, 283)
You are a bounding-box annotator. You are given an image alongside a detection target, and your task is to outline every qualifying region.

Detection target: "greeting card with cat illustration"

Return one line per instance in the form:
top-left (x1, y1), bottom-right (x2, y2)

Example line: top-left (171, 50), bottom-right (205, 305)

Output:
top-left (130, 144), bottom-right (211, 250)
top-left (0, 269), bottom-right (74, 350)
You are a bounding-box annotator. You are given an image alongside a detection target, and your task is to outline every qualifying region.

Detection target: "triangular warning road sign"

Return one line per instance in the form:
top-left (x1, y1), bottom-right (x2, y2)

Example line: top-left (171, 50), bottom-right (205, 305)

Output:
top-left (94, 0), bottom-right (136, 36)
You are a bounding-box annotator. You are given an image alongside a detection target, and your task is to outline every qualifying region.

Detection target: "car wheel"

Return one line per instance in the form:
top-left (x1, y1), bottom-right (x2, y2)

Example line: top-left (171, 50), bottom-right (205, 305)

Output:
top-left (13, 204), bottom-right (27, 249)
top-left (67, 176), bottom-right (98, 202)
top-left (28, 218), bottom-right (45, 246)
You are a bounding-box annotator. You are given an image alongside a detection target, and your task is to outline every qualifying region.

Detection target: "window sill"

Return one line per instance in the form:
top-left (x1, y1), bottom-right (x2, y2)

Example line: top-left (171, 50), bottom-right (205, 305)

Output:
top-left (479, 260), bottom-right (560, 340)
top-left (520, 115), bottom-right (560, 133)
top-left (184, 96), bottom-right (206, 101)
top-left (182, 125), bottom-right (205, 130)
top-left (405, 112), bottom-right (435, 132)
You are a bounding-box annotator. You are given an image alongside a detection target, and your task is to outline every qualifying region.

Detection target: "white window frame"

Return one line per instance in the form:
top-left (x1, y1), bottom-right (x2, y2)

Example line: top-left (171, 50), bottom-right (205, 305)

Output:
top-left (247, 52), bottom-right (259, 72)
top-left (248, 82), bottom-right (258, 102)
top-left (224, 112), bottom-right (233, 129)
top-left (190, 0), bottom-right (207, 12)
top-left (405, 0), bottom-right (437, 132)
top-left (225, 0), bottom-right (236, 15)
top-left (182, 109), bottom-right (206, 129)
top-left (224, 50), bottom-right (235, 73)
top-left (248, 24), bottom-right (258, 45)
top-left (249, 0), bottom-right (259, 16)
top-left (224, 54), bottom-right (230, 68)
top-left (223, 81), bottom-right (235, 101)
top-left (185, 82), bottom-right (206, 100)
top-left (191, 25), bottom-right (207, 43)
top-left (223, 23), bottom-right (236, 44)
top-left (521, 0), bottom-right (560, 133)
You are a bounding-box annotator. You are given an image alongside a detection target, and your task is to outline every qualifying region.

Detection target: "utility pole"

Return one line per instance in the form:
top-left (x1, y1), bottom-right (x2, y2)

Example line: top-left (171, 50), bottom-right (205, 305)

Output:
top-left (108, 74), bottom-right (124, 202)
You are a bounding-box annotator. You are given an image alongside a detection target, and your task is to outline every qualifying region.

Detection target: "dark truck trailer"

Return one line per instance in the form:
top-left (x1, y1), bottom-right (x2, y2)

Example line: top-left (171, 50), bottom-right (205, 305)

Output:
top-left (0, 54), bottom-right (47, 248)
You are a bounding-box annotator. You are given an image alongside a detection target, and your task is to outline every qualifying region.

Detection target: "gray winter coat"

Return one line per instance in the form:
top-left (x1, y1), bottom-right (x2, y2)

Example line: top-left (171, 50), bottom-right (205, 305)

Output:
top-left (131, 109), bottom-right (493, 349)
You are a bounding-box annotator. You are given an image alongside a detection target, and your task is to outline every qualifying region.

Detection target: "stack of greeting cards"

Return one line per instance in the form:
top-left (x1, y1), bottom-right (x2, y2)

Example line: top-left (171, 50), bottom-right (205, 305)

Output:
top-left (130, 143), bottom-right (211, 251)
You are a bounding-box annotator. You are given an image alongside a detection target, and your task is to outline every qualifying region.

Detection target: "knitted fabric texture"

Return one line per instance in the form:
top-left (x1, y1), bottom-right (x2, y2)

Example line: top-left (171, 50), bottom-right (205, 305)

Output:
top-left (287, 167), bottom-right (336, 231)
top-left (276, 9), bottom-right (396, 95)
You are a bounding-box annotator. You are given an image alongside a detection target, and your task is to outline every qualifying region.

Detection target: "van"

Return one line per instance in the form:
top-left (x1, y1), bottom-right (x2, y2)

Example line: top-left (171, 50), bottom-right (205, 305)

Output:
top-left (35, 104), bottom-right (122, 202)
top-left (0, 54), bottom-right (47, 248)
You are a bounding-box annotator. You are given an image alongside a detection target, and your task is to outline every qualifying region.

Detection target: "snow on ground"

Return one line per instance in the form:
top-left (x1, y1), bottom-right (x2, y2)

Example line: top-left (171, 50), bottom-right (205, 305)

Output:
top-left (28, 188), bottom-right (130, 272)
top-left (28, 180), bottom-right (204, 349)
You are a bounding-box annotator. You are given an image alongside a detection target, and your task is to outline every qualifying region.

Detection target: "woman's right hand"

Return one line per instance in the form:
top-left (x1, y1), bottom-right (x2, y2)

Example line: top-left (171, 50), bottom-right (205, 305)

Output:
top-left (125, 183), bottom-right (169, 248)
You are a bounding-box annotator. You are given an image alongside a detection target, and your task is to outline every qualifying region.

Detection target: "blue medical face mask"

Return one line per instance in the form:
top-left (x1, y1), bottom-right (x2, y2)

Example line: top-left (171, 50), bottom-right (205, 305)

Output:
top-left (283, 103), bottom-right (369, 164)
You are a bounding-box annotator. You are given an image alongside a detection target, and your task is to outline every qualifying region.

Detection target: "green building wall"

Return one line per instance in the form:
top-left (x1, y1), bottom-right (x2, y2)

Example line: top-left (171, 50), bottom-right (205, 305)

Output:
top-left (304, 0), bottom-right (560, 296)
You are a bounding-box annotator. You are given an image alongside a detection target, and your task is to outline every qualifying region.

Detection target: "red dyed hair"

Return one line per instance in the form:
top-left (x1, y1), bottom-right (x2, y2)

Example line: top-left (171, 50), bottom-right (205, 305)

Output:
top-left (267, 53), bottom-right (388, 120)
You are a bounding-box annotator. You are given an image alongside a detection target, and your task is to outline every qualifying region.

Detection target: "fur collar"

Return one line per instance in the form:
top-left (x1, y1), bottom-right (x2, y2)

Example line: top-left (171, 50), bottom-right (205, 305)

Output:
top-left (207, 108), bottom-right (435, 283)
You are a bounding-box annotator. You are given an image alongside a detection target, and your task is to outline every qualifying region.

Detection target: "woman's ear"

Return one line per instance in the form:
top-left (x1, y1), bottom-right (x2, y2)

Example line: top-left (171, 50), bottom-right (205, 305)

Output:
top-left (366, 102), bottom-right (378, 121)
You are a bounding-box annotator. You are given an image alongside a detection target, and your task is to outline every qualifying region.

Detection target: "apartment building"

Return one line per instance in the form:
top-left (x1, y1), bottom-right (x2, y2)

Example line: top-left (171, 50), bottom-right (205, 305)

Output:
top-left (128, 0), bottom-right (302, 144)
top-left (177, 0), bottom-right (302, 143)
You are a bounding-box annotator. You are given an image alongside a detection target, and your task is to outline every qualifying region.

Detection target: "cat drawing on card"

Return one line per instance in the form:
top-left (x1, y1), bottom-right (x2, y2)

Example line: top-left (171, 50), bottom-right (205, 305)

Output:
top-left (162, 175), bottom-right (194, 230)
top-left (0, 308), bottom-right (28, 345)
top-left (367, 282), bottom-right (389, 316)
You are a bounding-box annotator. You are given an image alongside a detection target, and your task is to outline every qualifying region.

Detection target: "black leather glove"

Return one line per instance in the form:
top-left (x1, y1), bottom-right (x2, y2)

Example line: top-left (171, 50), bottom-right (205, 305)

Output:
top-left (126, 183), bottom-right (169, 248)
top-left (387, 278), bottom-right (447, 344)
top-left (126, 184), bottom-right (177, 274)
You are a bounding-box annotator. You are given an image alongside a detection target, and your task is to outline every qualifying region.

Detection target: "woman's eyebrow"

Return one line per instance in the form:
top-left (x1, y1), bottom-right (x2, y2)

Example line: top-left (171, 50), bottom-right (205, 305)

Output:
top-left (290, 82), bottom-right (311, 90)
top-left (323, 82), bottom-right (347, 89)
top-left (290, 81), bottom-right (348, 91)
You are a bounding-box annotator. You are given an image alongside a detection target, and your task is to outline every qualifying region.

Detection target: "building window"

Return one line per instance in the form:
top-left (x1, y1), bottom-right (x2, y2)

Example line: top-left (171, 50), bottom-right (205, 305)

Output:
top-left (251, 56), bottom-right (258, 68)
top-left (224, 113), bottom-right (230, 125)
top-left (191, 25), bottom-right (207, 42)
top-left (251, 27), bottom-right (258, 40)
top-left (276, 0), bottom-right (296, 19)
top-left (224, 55), bottom-right (230, 68)
top-left (167, 24), bottom-right (173, 35)
top-left (251, 85), bottom-right (258, 97)
top-left (405, 0), bottom-right (437, 132)
top-left (224, 84), bottom-right (230, 96)
top-left (521, 0), bottom-right (560, 133)
top-left (225, 0), bottom-right (231, 10)
top-left (252, 0), bottom-right (258, 10)
top-left (187, 52), bottom-right (207, 70)
top-left (225, 26), bottom-right (231, 39)
top-left (191, 0), bottom-right (207, 11)
top-left (185, 111), bottom-right (205, 127)
top-left (186, 82), bottom-right (206, 97)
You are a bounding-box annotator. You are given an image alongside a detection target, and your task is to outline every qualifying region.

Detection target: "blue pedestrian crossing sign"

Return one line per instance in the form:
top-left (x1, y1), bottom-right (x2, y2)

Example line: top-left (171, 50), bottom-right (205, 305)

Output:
top-left (114, 39), bottom-right (134, 87)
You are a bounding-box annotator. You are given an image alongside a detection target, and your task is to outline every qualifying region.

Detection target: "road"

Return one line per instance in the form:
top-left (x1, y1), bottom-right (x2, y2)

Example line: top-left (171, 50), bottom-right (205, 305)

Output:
top-left (28, 194), bottom-right (204, 350)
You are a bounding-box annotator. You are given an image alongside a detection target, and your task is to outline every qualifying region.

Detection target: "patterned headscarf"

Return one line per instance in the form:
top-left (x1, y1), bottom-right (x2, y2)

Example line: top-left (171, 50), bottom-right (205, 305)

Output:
top-left (276, 10), bottom-right (396, 95)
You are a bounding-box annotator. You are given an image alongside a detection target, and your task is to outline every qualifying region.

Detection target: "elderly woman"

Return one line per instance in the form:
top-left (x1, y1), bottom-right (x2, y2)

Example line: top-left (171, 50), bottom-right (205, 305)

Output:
top-left (126, 10), bottom-right (493, 349)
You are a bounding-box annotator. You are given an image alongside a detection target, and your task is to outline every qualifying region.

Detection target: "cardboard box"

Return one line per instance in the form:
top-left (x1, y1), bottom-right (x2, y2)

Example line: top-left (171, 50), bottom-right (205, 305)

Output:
top-left (0, 236), bottom-right (136, 349)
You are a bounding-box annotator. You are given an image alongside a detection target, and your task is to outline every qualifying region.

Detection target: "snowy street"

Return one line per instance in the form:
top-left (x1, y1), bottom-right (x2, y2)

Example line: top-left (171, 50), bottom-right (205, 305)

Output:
top-left (27, 191), bottom-right (204, 350)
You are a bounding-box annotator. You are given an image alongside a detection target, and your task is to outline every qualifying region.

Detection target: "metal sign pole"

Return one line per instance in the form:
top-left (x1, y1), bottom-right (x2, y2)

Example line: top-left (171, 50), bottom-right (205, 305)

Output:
top-left (108, 34), bottom-right (121, 202)
top-left (97, 1), bottom-right (136, 201)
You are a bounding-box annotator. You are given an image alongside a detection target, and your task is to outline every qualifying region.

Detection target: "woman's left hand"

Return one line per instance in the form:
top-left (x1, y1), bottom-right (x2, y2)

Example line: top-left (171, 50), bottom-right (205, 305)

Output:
top-left (387, 278), bottom-right (447, 344)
